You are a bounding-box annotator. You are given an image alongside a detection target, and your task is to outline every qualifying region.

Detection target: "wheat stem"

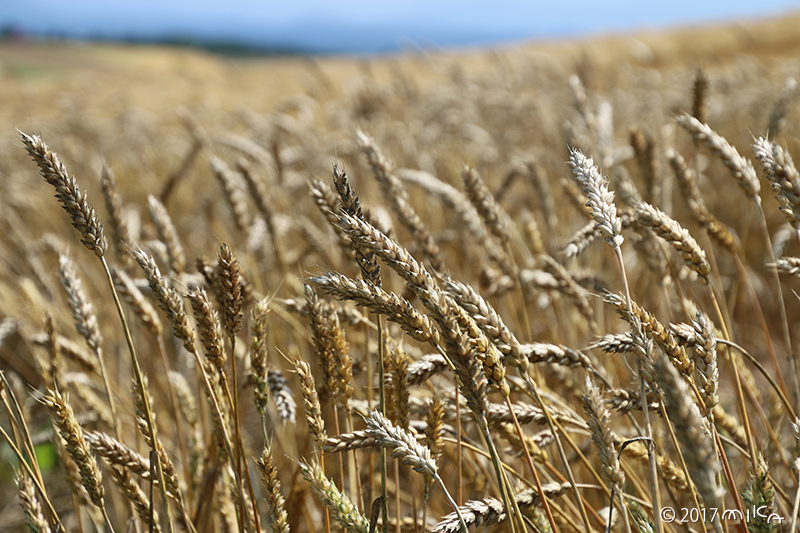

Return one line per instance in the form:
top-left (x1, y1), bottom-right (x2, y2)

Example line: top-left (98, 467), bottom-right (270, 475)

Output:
top-left (0, 411), bottom-right (65, 532)
top-left (102, 257), bottom-right (176, 533)
top-left (612, 244), bottom-right (661, 533)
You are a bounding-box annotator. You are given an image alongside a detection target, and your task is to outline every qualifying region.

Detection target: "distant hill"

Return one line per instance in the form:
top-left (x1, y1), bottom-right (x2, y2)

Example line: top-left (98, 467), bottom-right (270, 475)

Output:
top-left (3, 19), bottom-right (539, 56)
top-left (7, 1), bottom-right (799, 57)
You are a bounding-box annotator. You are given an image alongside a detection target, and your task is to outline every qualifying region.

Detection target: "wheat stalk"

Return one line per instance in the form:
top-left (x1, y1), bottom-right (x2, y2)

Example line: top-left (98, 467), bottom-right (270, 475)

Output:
top-left (654, 354), bottom-right (724, 512)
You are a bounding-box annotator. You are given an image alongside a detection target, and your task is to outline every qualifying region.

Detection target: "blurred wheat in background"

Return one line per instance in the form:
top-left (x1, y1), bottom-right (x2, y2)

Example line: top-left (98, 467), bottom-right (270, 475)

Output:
top-left (3, 10), bottom-right (800, 533)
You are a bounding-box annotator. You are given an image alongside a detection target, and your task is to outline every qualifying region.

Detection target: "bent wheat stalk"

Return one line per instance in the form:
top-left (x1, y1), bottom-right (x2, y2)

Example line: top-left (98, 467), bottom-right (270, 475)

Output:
top-left (570, 148), bottom-right (662, 533)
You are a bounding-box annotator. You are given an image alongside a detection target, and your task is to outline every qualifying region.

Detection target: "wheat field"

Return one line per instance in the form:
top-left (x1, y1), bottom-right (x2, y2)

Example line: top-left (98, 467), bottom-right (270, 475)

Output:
top-left (1, 12), bottom-right (800, 533)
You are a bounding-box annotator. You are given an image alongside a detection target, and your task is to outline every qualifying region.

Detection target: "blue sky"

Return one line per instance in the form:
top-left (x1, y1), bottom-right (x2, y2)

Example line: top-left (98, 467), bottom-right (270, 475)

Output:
top-left (4, 1), bottom-right (800, 53)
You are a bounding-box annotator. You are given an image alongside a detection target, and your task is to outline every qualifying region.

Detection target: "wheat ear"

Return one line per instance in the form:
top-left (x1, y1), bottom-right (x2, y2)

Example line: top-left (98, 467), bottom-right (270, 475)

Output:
top-left (432, 483), bottom-right (571, 533)
top-left (692, 68), bottom-right (709, 124)
top-left (675, 114), bottom-right (760, 204)
top-left (257, 443), bottom-right (290, 533)
top-left (251, 297), bottom-right (271, 414)
top-left (666, 148), bottom-right (739, 253)
top-left (20, 131), bottom-right (108, 256)
top-left (358, 130), bottom-right (443, 271)
top-left (267, 369), bottom-right (296, 425)
top-left (99, 164), bottom-right (131, 265)
top-left (41, 389), bottom-right (106, 509)
top-left (365, 410), bottom-right (468, 533)
top-left (635, 201), bottom-right (710, 283)
top-left (57, 253), bottom-right (121, 443)
top-left (754, 137), bottom-right (800, 230)
top-left (741, 455), bottom-right (776, 533)
top-left (210, 156), bottom-right (252, 234)
top-left (15, 470), bottom-right (50, 533)
top-left (299, 459), bottom-right (368, 533)
top-left (147, 194), bottom-right (187, 274)
top-left (767, 77), bottom-right (798, 138)
top-left (312, 271), bottom-right (440, 346)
